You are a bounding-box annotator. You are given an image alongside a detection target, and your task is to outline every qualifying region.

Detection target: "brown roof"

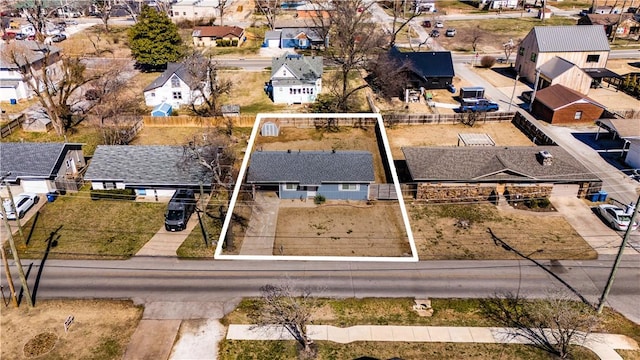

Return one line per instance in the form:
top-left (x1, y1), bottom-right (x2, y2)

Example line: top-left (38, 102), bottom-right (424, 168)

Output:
top-left (192, 26), bottom-right (244, 38)
top-left (583, 13), bottom-right (638, 25)
top-left (534, 84), bottom-right (605, 111)
top-left (596, 119), bottom-right (640, 139)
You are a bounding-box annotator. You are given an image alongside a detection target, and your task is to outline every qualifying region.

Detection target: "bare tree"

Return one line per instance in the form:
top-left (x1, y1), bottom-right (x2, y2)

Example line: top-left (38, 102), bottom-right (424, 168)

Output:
top-left (479, 291), bottom-right (599, 359)
top-left (471, 26), bottom-right (483, 53)
top-left (252, 282), bottom-right (319, 357)
top-left (309, 0), bottom-right (387, 111)
top-left (387, 0), bottom-right (424, 48)
top-left (503, 38), bottom-right (518, 63)
top-left (182, 130), bottom-right (237, 192)
top-left (3, 43), bottom-right (102, 135)
top-left (256, 0), bottom-right (281, 30)
top-left (217, 0), bottom-right (231, 26)
top-left (183, 53), bottom-right (234, 118)
top-left (21, 0), bottom-right (58, 42)
top-left (93, 0), bottom-right (114, 32)
top-left (366, 51), bottom-right (410, 100)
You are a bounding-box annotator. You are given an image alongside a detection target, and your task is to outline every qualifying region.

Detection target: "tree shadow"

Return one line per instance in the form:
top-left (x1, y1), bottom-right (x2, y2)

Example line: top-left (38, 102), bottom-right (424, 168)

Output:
top-left (628, 62), bottom-right (640, 69)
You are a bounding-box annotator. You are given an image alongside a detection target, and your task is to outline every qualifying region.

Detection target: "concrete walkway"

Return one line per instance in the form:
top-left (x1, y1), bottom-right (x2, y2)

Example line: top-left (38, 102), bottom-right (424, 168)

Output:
top-left (227, 324), bottom-right (639, 360)
top-left (239, 192), bottom-right (280, 255)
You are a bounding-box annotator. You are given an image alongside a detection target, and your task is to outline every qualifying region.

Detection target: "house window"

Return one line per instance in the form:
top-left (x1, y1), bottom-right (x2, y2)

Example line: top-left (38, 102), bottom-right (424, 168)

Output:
top-left (183, 12), bottom-right (186, 15)
top-left (104, 182), bottom-right (116, 189)
top-left (530, 53), bottom-right (537, 62)
top-left (519, 47), bottom-right (524, 56)
top-left (289, 88), bottom-right (293, 94)
top-left (171, 75), bottom-right (180, 88)
top-left (310, 88), bottom-right (314, 94)
top-left (339, 184), bottom-right (359, 191)
top-left (194, 12), bottom-right (198, 15)
top-left (173, 91), bottom-right (182, 99)
top-left (151, 92), bottom-right (156, 97)
top-left (284, 183), bottom-right (297, 191)
top-left (586, 54), bottom-right (600, 63)
top-left (66, 159), bottom-right (71, 168)
top-left (574, 111), bottom-right (583, 120)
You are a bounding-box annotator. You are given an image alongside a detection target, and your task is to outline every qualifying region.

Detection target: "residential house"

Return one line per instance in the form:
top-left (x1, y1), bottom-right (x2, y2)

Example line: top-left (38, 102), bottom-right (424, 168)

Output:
top-left (263, 30), bottom-right (282, 48)
top-left (401, 146), bottom-right (600, 200)
top-left (531, 84), bottom-right (606, 124)
top-left (0, 142), bottom-right (85, 193)
top-left (414, 0), bottom-right (437, 13)
top-left (263, 24), bottom-right (327, 49)
top-left (143, 62), bottom-right (208, 108)
top-left (592, 5), bottom-right (622, 14)
top-left (266, 53), bottom-right (323, 104)
top-left (295, 2), bottom-right (331, 18)
top-left (625, 138), bottom-right (640, 169)
top-left (595, 118), bottom-right (640, 168)
top-left (0, 42), bottom-right (62, 102)
top-left (388, 47), bottom-right (455, 90)
top-left (84, 145), bottom-right (212, 198)
top-left (475, 0), bottom-right (517, 10)
top-left (246, 150), bottom-right (375, 200)
top-left (515, 25), bottom-right (610, 85)
top-left (578, 13), bottom-right (640, 38)
top-left (537, 56), bottom-right (593, 95)
top-left (192, 26), bottom-right (245, 47)
top-left (171, 0), bottom-right (219, 21)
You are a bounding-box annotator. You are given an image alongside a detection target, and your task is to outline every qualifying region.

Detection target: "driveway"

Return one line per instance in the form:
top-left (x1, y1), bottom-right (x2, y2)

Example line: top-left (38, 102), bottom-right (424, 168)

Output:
top-left (0, 192), bottom-right (46, 246)
top-left (239, 192), bottom-right (280, 255)
top-left (551, 196), bottom-right (640, 256)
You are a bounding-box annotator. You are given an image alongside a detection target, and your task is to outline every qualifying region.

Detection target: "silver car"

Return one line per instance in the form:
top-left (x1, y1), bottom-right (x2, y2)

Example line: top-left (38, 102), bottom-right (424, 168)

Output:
top-left (1, 193), bottom-right (39, 220)
top-left (596, 204), bottom-right (638, 231)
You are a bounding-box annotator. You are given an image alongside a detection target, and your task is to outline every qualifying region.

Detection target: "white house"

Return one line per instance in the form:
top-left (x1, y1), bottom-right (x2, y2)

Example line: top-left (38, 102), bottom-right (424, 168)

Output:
top-left (171, 0), bottom-right (219, 21)
top-left (0, 42), bottom-right (62, 102)
top-left (143, 62), bottom-right (208, 108)
top-left (266, 53), bottom-right (323, 104)
top-left (415, 0), bottom-right (436, 12)
top-left (477, 0), bottom-right (518, 9)
top-left (626, 138), bottom-right (640, 169)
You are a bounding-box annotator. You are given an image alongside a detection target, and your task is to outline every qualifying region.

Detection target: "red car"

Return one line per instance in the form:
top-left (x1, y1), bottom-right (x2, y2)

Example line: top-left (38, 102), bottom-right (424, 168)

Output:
top-left (421, 20), bottom-right (432, 28)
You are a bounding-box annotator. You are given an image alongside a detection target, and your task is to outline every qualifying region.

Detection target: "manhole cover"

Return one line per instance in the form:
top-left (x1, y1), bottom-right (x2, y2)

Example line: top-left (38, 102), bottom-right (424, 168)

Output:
top-left (24, 332), bottom-right (57, 358)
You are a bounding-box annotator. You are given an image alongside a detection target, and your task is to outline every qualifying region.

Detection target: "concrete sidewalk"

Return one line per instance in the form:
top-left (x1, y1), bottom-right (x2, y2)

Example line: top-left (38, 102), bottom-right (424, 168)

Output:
top-left (227, 324), bottom-right (639, 360)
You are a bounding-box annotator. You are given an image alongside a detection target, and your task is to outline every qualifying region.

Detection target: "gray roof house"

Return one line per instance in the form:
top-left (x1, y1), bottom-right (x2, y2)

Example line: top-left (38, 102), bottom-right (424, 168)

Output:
top-left (267, 53), bottom-right (323, 104)
top-left (402, 146), bottom-right (601, 200)
top-left (142, 61), bottom-right (207, 108)
top-left (515, 25), bottom-right (610, 85)
top-left (247, 150), bottom-right (374, 200)
top-left (84, 145), bottom-right (211, 195)
top-left (0, 142), bottom-right (85, 193)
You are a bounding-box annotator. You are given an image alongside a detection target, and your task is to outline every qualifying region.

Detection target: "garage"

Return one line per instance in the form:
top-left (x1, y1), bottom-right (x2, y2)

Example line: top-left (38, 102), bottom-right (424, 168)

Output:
top-left (20, 179), bottom-right (53, 194)
top-left (551, 184), bottom-right (580, 198)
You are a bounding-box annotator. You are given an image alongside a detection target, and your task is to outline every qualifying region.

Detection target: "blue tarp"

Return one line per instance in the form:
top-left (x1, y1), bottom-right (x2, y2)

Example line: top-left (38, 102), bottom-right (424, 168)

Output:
top-left (151, 102), bottom-right (172, 117)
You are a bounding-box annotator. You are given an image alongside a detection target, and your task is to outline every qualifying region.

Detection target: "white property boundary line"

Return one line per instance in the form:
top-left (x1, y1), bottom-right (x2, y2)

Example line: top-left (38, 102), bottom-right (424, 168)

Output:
top-left (214, 113), bottom-right (418, 262)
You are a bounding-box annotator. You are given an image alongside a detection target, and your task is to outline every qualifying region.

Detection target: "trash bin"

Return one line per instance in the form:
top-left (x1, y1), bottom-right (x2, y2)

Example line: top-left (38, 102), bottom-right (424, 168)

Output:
top-left (9, 99), bottom-right (17, 105)
top-left (589, 192), bottom-right (600, 202)
top-left (598, 190), bottom-right (608, 202)
top-left (46, 192), bottom-right (57, 202)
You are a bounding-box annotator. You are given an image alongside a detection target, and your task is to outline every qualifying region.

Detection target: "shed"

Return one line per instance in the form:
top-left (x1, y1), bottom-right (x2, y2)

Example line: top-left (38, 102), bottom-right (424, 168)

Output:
top-left (151, 102), bottom-right (172, 117)
top-left (531, 84), bottom-right (606, 124)
top-left (537, 57), bottom-right (592, 95)
top-left (261, 122), bottom-right (279, 136)
top-left (21, 110), bottom-right (53, 132)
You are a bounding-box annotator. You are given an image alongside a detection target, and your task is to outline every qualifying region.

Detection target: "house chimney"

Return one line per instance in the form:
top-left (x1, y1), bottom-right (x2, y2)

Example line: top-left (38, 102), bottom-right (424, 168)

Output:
top-left (287, 149), bottom-right (291, 153)
top-left (537, 150), bottom-right (553, 166)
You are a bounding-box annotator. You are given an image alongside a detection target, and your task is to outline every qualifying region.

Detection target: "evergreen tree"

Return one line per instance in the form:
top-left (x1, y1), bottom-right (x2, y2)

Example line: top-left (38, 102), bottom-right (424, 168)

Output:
top-left (128, 5), bottom-right (185, 71)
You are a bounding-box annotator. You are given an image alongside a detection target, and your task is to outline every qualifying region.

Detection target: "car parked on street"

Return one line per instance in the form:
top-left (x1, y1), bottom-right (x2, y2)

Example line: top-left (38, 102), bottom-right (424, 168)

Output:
top-left (51, 33), bottom-right (67, 42)
top-left (445, 28), bottom-right (456, 37)
top-left (435, 21), bottom-right (444, 28)
top-left (421, 20), bottom-right (432, 27)
top-left (1, 193), bottom-right (39, 220)
top-left (596, 204), bottom-right (638, 231)
top-left (430, 29), bottom-right (440, 37)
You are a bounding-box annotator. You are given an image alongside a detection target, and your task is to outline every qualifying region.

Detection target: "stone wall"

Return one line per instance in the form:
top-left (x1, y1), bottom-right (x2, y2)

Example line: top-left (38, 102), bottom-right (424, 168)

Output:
top-left (416, 183), bottom-right (497, 203)
top-left (504, 184), bottom-right (553, 201)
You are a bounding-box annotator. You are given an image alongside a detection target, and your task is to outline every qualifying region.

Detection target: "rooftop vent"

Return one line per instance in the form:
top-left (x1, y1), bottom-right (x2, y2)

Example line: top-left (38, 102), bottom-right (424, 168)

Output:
top-left (537, 150), bottom-right (553, 166)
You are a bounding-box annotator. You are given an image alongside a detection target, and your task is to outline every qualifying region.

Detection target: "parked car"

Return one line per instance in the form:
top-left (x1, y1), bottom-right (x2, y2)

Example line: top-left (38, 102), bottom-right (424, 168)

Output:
top-left (520, 90), bottom-right (533, 103)
top-left (65, 19), bottom-right (78, 25)
top-left (579, 9), bottom-right (589, 16)
top-left (445, 28), bottom-right (456, 37)
top-left (430, 29), bottom-right (440, 37)
top-left (1, 193), bottom-right (39, 220)
top-left (164, 189), bottom-right (196, 232)
top-left (446, 84), bottom-right (456, 94)
top-left (459, 98), bottom-right (499, 112)
top-left (421, 20), bottom-right (432, 27)
top-left (435, 21), bottom-right (444, 28)
top-left (14, 33), bottom-right (28, 40)
top-left (51, 33), bottom-right (67, 42)
top-left (597, 204), bottom-right (638, 231)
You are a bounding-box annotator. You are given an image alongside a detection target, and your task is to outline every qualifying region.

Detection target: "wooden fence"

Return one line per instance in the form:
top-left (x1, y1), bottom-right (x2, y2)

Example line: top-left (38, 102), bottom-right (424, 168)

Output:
top-left (0, 114), bottom-right (24, 138)
top-left (382, 111), bottom-right (517, 125)
top-left (143, 115), bottom-right (256, 127)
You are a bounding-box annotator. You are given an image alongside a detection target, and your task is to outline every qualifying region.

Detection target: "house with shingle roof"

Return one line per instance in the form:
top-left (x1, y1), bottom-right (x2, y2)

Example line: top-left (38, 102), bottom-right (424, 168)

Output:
top-left (143, 62), bottom-right (208, 108)
top-left (84, 145), bottom-right (212, 198)
top-left (0, 142), bottom-right (85, 193)
top-left (578, 13), bottom-right (640, 39)
top-left (532, 84), bottom-right (606, 124)
top-left (388, 46), bottom-right (455, 91)
top-left (192, 26), bottom-right (245, 47)
top-left (402, 146), bottom-right (601, 201)
top-left (515, 25), bottom-right (610, 84)
top-left (246, 150), bottom-right (374, 200)
top-left (537, 56), bottom-right (593, 95)
top-left (0, 42), bottom-right (62, 102)
top-left (266, 53), bottom-right (323, 104)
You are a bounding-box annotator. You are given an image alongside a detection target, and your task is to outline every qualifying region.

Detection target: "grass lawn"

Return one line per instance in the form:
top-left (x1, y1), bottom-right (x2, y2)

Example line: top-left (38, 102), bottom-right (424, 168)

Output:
top-left (60, 25), bottom-right (132, 58)
top-left (1, 123), bottom-right (103, 156)
top-left (221, 297), bottom-right (640, 359)
top-left (177, 193), bottom-right (226, 258)
top-left (16, 190), bottom-right (165, 259)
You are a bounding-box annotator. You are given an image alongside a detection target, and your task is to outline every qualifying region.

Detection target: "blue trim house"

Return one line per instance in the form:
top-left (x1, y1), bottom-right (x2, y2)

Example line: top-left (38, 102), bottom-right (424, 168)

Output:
top-left (246, 150), bottom-right (374, 200)
top-left (262, 27), bottom-right (327, 49)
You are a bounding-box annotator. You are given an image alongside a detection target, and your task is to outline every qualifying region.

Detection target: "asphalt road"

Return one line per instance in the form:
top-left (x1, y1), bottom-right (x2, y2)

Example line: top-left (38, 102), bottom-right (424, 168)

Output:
top-left (2, 256), bottom-right (638, 322)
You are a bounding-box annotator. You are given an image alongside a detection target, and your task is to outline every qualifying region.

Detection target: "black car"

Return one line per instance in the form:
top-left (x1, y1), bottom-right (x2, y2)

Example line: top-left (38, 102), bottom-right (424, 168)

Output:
top-left (430, 29), bottom-right (440, 37)
top-left (51, 33), bottom-right (67, 42)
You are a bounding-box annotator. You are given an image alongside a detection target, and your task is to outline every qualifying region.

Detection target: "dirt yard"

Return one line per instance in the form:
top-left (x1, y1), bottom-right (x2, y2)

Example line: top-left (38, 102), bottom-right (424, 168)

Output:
top-left (409, 203), bottom-right (597, 260)
top-left (275, 201), bottom-right (411, 257)
top-left (255, 126), bottom-right (387, 183)
top-left (386, 122), bottom-right (534, 158)
top-left (1, 300), bottom-right (142, 360)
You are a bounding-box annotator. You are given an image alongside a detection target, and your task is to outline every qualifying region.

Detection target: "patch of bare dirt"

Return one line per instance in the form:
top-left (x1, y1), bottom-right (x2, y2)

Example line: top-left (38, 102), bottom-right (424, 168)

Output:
top-left (386, 122), bottom-right (534, 158)
top-left (275, 202), bottom-right (411, 257)
top-left (1, 300), bottom-right (142, 360)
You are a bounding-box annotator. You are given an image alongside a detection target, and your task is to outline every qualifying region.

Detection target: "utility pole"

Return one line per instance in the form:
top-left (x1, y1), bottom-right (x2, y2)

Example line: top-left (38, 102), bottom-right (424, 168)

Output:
top-left (597, 195), bottom-right (640, 313)
top-left (0, 197), bottom-right (33, 307)
top-left (529, 68), bottom-right (541, 109)
top-left (1, 245), bottom-right (18, 307)
top-left (508, 74), bottom-right (520, 112)
top-left (4, 177), bottom-right (24, 242)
